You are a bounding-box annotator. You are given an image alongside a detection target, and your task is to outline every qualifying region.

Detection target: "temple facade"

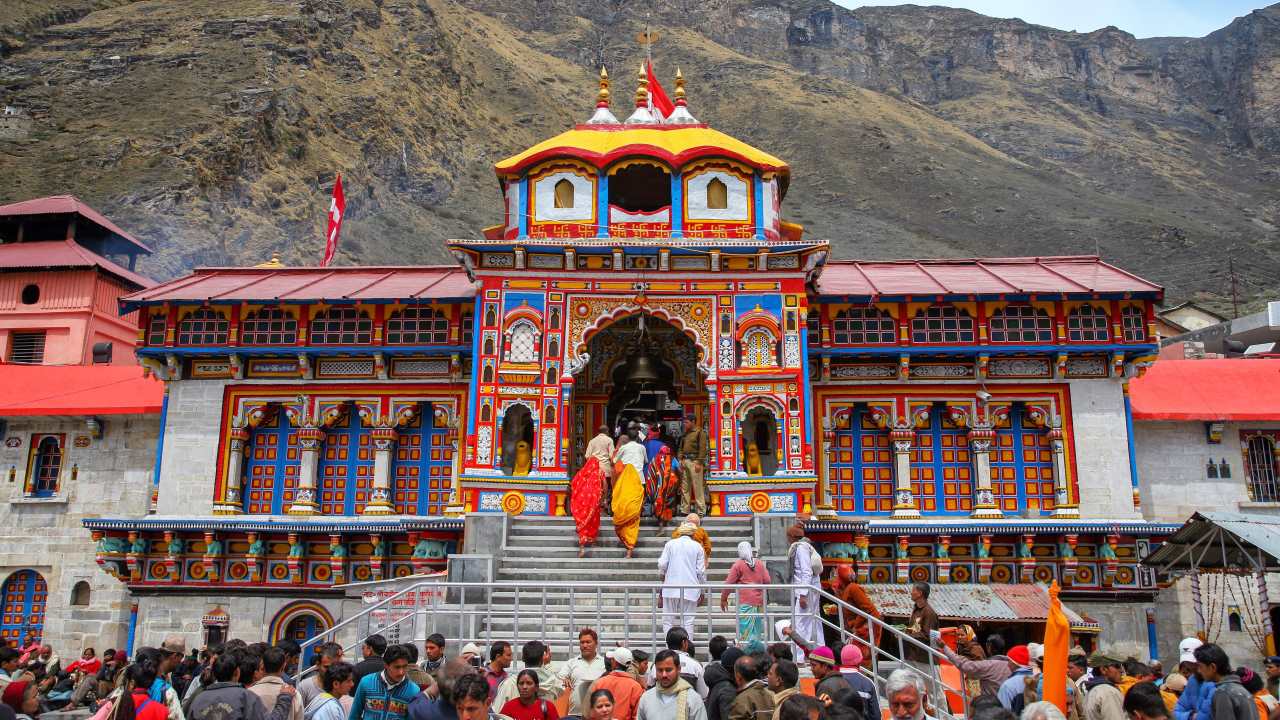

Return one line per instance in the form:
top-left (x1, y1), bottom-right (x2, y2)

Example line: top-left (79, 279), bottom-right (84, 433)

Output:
top-left (88, 68), bottom-right (1178, 657)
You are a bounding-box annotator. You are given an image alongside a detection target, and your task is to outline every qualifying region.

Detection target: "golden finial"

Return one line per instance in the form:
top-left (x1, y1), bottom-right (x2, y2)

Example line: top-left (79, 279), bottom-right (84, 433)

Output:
top-left (597, 67), bottom-right (610, 108)
top-left (675, 67), bottom-right (686, 104)
top-left (255, 252), bottom-right (284, 269)
top-left (635, 63), bottom-right (648, 108)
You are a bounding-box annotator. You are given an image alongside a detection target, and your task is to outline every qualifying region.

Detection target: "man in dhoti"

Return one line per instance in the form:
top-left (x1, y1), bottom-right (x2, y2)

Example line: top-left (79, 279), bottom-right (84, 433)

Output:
top-left (585, 425), bottom-right (616, 507)
top-left (658, 519), bottom-right (707, 635)
top-left (786, 523), bottom-right (821, 663)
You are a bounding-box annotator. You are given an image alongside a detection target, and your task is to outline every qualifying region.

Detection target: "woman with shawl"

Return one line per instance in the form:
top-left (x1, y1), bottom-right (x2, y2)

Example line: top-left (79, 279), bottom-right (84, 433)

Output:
top-left (611, 459), bottom-right (643, 558)
top-left (645, 446), bottom-right (682, 527)
top-left (720, 541), bottom-right (770, 643)
top-left (570, 457), bottom-right (604, 557)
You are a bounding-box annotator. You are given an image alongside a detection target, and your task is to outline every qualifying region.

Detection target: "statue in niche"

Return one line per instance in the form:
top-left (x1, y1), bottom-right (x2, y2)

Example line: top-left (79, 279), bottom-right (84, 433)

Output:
top-left (500, 405), bottom-right (534, 475)
top-left (512, 440), bottom-right (532, 476)
top-left (739, 407), bottom-right (778, 476)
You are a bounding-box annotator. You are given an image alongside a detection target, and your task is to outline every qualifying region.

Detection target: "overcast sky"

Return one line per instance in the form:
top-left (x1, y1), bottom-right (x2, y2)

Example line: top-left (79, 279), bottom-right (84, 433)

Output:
top-left (838, 1), bottom-right (1268, 38)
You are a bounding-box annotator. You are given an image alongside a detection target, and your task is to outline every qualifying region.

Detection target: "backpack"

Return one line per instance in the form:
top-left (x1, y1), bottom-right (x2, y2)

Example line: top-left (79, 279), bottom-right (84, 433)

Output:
top-left (789, 540), bottom-right (823, 579)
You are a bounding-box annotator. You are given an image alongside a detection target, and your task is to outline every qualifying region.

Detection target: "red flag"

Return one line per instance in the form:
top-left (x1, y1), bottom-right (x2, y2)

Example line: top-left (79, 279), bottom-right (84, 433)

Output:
top-left (645, 61), bottom-right (674, 119)
top-left (322, 173), bottom-right (345, 267)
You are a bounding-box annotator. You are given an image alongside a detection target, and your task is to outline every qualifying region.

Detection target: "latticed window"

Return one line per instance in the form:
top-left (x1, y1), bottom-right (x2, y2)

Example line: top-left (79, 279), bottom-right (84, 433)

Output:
top-left (1067, 304), bottom-right (1110, 342)
top-left (911, 306), bottom-right (974, 344)
top-left (29, 436), bottom-right (62, 497)
top-left (177, 309), bottom-right (229, 345)
top-left (1122, 306), bottom-right (1146, 342)
top-left (240, 307), bottom-right (297, 345)
top-left (310, 307), bottom-right (372, 344)
top-left (833, 307), bottom-right (895, 344)
top-left (741, 328), bottom-right (777, 368)
top-left (387, 307), bottom-right (450, 344)
top-left (989, 305), bottom-right (1052, 343)
top-left (506, 321), bottom-right (539, 363)
top-left (1246, 435), bottom-right (1279, 503)
top-left (460, 310), bottom-right (474, 346)
top-left (146, 314), bottom-right (167, 345)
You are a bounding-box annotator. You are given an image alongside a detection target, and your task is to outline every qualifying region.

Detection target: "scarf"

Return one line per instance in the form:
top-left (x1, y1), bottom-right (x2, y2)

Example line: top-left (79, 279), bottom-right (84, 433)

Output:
top-left (656, 677), bottom-right (693, 720)
top-left (674, 523), bottom-right (697, 538)
top-left (737, 541), bottom-right (756, 569)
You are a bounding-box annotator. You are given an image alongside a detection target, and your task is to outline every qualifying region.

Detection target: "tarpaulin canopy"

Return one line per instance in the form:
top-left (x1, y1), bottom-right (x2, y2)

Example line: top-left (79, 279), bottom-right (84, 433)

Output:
top-left (1142, 511), bottom-right (1280, 574)
top-left (861, 583), bottom-right (1100, 631)
top-left (1129, 359), bottom-right (1280, 422)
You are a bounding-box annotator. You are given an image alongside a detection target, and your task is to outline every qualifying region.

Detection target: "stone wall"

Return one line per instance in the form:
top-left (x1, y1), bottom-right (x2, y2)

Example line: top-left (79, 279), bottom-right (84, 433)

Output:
top-left (1153, 574), bottom-right (1277, 669)
top-left (135, 593), bottom-right (359, 651)
top-left (1135, 420), bottom-right (1280, 523)
top-left (1067, 379), bottom-right (1142, 519)
top-left (155, 379), bottom-right (228, 515)
top-left (0, 414), bottom-right (158, 652)
top-left (1071, 598), bottom-right (1153, 660)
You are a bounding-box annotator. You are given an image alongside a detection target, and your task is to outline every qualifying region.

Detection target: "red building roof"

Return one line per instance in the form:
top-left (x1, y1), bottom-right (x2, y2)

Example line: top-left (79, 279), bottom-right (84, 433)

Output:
top-left (121, 265), bottom-right (476, 309)
top-left (0, 365), bottom-right (164, 416)
top-left (1130, 359), bottom-right (1280, 421)
top-left (0, 195), bottom-right (152, 253)
top-left (0, 240), bottom-right (154, 289)
top-left (816, 256), bottom-right (1162, 298)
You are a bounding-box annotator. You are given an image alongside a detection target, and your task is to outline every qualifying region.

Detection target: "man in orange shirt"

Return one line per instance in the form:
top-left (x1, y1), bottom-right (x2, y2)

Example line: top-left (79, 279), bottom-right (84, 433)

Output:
top-left (590, 648), bottom-right (645, 720)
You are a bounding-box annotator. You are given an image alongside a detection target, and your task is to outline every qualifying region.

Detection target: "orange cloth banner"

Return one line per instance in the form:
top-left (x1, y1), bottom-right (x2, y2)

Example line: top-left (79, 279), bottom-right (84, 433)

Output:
top-left (1042, 580), bottom-right (1070, 713)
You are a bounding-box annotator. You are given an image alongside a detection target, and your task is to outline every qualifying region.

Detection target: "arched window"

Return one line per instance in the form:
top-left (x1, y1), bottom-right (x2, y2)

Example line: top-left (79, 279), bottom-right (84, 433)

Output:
top-left (911, 306), bottom-right (974, 344)
top-left (740, 328), bottom-right (777, 368)
top-left (1122, 306), bottom-right (1147, 342)
top-left (506, 321), bottom-right (540, 363)
top-left (544, 405), bottom-right (557, 425)
top-left (833, 308), bottom-right (895, 344)
top-left (387, 307), bottom-right (449, 344)
top-left (70, 581), bottom-right (90, 607)
top-left (0, 571), bottom-right (46, 645)
top-left (706, 178), bottom-right (728, 209)
top-left (147, 314), bottom-right (167, 346)
top-left (553, 179), bottom-right (575, 209)
top-left (240, 307), bottom-right (297, 345)
top-left (309, 307), bottom-right (372, 345)
top-left (484, 305), bottom-right (497, 327)
top-left (177, 308), bottom-right (229, 345)
top-left (989, 305), bottom-right (1052, 343)
top-left (1067, 305), bottom-right (1110, 342)
top-left (1228, 611), bottom-right (1243, 632)
top-left (547, 336), bottom-right (560, 357)
top-left (1246, 435), bottom-right (1279, 503)
top-left (29, 436), bottom-right (62, 497)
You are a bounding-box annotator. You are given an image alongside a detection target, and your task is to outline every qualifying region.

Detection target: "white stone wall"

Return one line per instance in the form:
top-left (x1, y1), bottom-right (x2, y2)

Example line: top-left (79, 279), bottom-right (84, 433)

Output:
top-left (135, 594), bottom-right (358, 651)
top-left (1154, 574), bottom-right (1275, 669)
top-left (1135, 420), bottom-right (1280, 523)
top-left (1067, 379), bottom-right (1142, 519)
top-left (0, 414), bottom-right (157, 653)
top-left (155, 379), bottom-right (229, 515)
top-left (1071, 599), bottom-right (1152, 661)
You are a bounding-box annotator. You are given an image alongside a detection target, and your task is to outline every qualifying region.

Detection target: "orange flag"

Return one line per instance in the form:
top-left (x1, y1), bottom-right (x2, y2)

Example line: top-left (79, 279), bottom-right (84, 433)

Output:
top-left (1042, 580), bottom-right (1070, 713)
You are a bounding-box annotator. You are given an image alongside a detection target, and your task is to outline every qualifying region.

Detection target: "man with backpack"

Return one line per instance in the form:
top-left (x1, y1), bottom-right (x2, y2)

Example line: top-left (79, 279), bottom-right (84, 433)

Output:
top-left (784, 525), bottom-right (821, 663)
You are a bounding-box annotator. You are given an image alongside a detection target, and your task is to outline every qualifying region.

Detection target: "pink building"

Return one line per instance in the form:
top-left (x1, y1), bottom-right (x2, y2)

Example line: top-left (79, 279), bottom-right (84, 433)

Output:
top-left (0, 196), bottom-right (153, 365)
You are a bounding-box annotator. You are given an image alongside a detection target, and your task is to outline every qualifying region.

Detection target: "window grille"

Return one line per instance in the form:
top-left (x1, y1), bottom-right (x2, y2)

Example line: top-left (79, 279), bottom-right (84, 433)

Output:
top-left (989, 305), bottom-right (1052, 343)
top-left (740, 328), bottom-right (777, 368)
top-left (506, 321), bottom-right (539, 363)
top-left (240, 307), bottom-right (297, 345)
top-left (911, 306), bottom-right (974, 344)
top-left (387, 307), bottom-right (450, 344)
top-left (147, 314), bottom-right (166, 346)
top-left (1122, 306), bottom-right (1146, 342)
top-left (1067, 305), bottom-right (1110, 342)
top-left (310, 307), bottom-right (372, 345)
top-left (833, 308), bottom-right (895, 344)
top-left (1246, 435), bottom-right (1279, 503)
top-left (177, 309), bottom-right (229, 345)
top-left (8, 331), bottom-right (45, 364)
top-left (30, 436), bottom-right (61, 496)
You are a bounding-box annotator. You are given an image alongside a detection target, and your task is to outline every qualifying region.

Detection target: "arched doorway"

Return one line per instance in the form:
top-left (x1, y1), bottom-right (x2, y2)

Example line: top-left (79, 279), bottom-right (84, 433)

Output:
top-left (270, 601), bottom-right (334, 668)
top-left (0, 570), bottom-right (47, 645)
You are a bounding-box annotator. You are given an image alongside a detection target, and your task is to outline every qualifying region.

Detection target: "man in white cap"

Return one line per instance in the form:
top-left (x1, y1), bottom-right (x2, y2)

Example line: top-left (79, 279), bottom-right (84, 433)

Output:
top-left (558, 628), bottom-right (606, 717)
top-left (591, 648), bottom-right (645, 720)
top-left (1174, 638), bottom-right (1212, 720)
top-left (459, 643), bottom-right (482, 665)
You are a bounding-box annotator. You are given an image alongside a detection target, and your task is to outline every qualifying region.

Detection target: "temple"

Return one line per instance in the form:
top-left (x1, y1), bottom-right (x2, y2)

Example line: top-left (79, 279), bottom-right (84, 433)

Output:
top-left (86, 67), bottom-right (1179, 654)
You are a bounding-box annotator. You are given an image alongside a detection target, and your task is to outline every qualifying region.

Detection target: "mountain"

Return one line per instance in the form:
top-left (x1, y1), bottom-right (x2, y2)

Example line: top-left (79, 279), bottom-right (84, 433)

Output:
top-left (1, 0), bottom-right (1277, 310)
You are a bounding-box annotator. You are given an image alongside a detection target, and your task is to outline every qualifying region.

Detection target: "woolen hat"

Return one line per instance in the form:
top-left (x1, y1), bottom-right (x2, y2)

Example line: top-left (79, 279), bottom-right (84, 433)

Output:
top-left (161, 635), bottom-right (187, 655)
top-left (460, 642), bottom-right (481, 658)
top-left (809, 646), bottom-right (837, 666)
top-left (720, 647), bottom-right (743, 673)
top-left (1179, 637), bottom-right (1203, 663)
top-left (1007, 645), bottom-right (1030, 666)
top-left (840, 644), bottom-right (863, 668)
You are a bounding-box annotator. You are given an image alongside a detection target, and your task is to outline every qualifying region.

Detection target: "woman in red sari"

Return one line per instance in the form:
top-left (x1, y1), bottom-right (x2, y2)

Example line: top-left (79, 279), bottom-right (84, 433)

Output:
top-left (570, 457), bottom-right (604, 557)
top-left (645, 446), bottom-right (681, 528)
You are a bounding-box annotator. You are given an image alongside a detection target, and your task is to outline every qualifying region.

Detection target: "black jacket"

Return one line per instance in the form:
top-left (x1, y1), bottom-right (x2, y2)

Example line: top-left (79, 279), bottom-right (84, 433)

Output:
top-left (705, 663), bottom-right (735, 720)
top-left (354, 658), bottom-right (387, 684)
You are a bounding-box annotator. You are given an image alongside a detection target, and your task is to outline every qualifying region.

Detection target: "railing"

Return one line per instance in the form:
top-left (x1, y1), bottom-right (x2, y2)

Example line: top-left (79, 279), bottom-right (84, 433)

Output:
top-left (296, 580), bottom-right (966, 717)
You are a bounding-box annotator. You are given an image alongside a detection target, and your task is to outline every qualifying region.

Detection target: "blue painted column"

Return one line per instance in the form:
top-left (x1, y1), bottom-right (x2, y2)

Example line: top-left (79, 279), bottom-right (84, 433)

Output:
top-left (752, 174), bottom-right (765, 240)
top-left (1145, 608), bottom-right (1159, 662)
top-left (597, 174), bottom-right (610, 238)
top-left (151, 386), bottom-right (169, 513)
top-left (1124, 382), bottom-right (1140, 511)
top-left (799, 317), bottom-right (816, 475)
top-left (670, 172), bottom-right (684, 238)
top-left (517, 177), bottom-right (529, 238)
top-left (126, 601), bottom-right (139, 655)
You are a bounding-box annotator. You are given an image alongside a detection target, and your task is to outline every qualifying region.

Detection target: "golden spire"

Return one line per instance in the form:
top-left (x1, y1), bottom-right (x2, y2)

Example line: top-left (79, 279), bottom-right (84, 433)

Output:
top-left (597, 67), bottom-right (610, 108)
top-left (635, 63), bottom-right (648, 108)
top-left (675, 67), bottom-right (686, 104)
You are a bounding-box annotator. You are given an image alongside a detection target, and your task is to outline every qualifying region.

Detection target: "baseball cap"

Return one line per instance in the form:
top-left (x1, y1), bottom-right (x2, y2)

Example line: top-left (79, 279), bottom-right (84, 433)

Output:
top-left (161, 635), bottom-right (187, 655)
top-left (1164, 673), bottom-right (1188, 693)
top-left (608, 647), bottom-right (634, 666)
top-left (459, 642), bottom-right (481, 658)
top-left (840, 644), bottom-right (863, 668)
top-left (809, 646), bottom-right (837, 666)
top-left (1179, 637), bottom-right (1203, 663)
top-left (1028, 643), bottom-right (1044, 663)
top-left (1007, 645), bottom-right (1030, 666)
top-left (1089, 651), bottom-right (1123, 668)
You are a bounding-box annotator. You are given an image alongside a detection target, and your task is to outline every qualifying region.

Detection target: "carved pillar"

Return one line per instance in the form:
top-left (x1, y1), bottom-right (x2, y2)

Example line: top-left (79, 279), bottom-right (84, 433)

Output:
top-left (890, 425), bottom-right (920, 519)
top-left (245, 532), bottom-right (263, 583)
top-left (125, 530), bottom-right (142, 582)
top-left (288, 427), bottom-right (324, 515)
top-left (215, 425), bottom-right (250, 515)
top-left (370, 533), bottom-right (385, 582)
top-left (894, 535), bottom-right (911, 584)
top-left (935, 536), bottom-right (952, 584)
top-left (1100, 534), bottom-right (1120, 587)
top-left (1018, 534), bottom-right (1035, 583)
top-left (854, 534), bottom-right (871, 584)
top-left (328, 534), bottom-right (346, 585)
top-left (164, 531), bottom-right (181, 583)
top-left (1060, 534), bottom-right (1078, 588)
top-left (968, 425), bottom-right (1001, 519)
top-left (202, 531), bottom-right (221, 582)
top-left (977, 533), bottom-right (993, 583)
top-left (287, 533), bottom-right (304, 584)
top-left (1048, 418), bottom-right (1079, 518)
top-left (445, 414), bottom-right (467, 516)
top-left (363, 426), bottom-right (398, 515)
top-left (815, 418), bottom-right (837, 518)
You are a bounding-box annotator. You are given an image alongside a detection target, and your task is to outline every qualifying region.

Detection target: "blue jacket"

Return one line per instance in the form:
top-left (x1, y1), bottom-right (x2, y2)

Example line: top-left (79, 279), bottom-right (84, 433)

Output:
top-left (349, 672), bottom-right (420, 720)
top-left (997, 668), bottom-right (1034, 710)
top-left (407, 693), bottom-right (455, 720)
top-left (1174, 676), bottom-right (1216, 720)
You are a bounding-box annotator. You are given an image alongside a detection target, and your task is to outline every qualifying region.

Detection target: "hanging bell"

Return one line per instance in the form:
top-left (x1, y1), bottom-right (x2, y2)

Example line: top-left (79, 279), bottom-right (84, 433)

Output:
top-left (626, 354), bottom-right (659, 386)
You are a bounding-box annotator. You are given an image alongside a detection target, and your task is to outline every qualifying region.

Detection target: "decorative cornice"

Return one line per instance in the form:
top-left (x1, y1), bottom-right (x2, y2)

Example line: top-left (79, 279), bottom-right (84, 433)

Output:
top-left (83, 516), bottom-right (464, 534)
top-left (804, 519), bottom-right (1181, 536)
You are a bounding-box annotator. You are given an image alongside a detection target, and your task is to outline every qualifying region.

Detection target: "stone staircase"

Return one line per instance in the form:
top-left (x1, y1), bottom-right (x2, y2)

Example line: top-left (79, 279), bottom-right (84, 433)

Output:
top-left (483, 515), bottom-right (792, 654)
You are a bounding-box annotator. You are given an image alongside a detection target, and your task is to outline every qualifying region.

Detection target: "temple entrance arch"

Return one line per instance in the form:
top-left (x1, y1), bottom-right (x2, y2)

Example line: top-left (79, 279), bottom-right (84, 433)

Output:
top-left (569, 313), bottom-right (709, 469)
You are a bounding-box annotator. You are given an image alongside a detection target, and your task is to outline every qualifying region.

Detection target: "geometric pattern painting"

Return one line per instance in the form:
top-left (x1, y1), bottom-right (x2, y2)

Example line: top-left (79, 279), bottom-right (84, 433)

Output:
top-left (392, 407), bottom-right (456, 515)
top-left (828, 408), bottom-right (895, 514)
top-left (0, 570), bottom-right (46, 645)
top-left (990, 404), bottom-right (1055, 514)
top-left (319, 411), bottom-right (374, 515)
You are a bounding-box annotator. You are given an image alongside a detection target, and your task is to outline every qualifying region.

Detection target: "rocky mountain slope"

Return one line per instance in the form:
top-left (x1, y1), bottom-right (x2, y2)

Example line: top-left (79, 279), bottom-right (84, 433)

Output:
top-left (1, 0), bottom-right (1277, 309)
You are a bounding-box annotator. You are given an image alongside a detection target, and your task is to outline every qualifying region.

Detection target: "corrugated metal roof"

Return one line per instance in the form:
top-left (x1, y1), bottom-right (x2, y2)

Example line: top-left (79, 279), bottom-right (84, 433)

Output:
top-left (0, 195), bottom-right (152, 253)
top-left (1130, 359), bottom-right (1280, 422)
top-left (0, 240), bottom-right (154, 289)
top-left (1143, 511), bottom-right (1280, 572)
top-left (862, 583), bottom-right (1099, 629)
top-left (815, 257), bottom-right (1162, 298)
top-left (121, 265), bottom-right (476, 308)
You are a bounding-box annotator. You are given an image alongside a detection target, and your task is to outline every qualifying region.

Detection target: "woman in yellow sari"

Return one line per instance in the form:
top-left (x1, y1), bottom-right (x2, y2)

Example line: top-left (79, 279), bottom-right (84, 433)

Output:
top-left (611, 459), bottom-right (644, 558)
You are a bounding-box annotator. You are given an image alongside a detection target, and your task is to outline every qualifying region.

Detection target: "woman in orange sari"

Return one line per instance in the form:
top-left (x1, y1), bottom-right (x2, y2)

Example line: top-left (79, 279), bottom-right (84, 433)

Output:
top-left (571, 457), bottom-right (604, 557)
top-left (645, 446), bottom-right (681, 528)
top-left (611, 459), bottom-right (643, 558)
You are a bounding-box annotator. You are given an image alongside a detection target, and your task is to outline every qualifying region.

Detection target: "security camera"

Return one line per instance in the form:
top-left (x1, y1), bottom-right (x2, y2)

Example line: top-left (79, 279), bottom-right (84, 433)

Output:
top-left (976, 390), bottom-right (992, 402)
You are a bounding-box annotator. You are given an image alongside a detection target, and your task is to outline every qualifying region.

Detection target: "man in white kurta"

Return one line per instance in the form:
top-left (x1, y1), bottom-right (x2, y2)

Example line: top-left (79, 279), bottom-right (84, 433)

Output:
top-left (658, 526), bottom-right (707, 635)
top-left (615, 433), bottom-right (648, 478)
top-left (786, 523), bottom-right (821, 662)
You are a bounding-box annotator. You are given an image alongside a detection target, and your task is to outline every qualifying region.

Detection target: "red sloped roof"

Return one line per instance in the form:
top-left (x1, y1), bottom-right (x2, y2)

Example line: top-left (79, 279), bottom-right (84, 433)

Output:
top-left (0, 195), bottom-right (152, 253)
top-left (121, 265), bottom-right (475, 308)
top-left (1130, 359), bottom-right (1280, 421)
top-left (816, 256), bottom-right (1162, 298)
top-left (0, 240), bottom-right (154, 289)
top-left (0, 365), bottom-right (164, 416)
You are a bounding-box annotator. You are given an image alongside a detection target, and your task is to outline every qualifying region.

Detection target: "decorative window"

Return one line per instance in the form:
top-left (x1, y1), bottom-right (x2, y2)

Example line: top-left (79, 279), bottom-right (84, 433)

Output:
top-left (8, 331), bottom-right (46, 364)
top-left (392, 410), bottom-right (454, 516)
top-left (460, 309), bottom-right (474, 346)
top-left (147, 314), bottom-right (167, 346)
top-left (1121, 306), bottom-right (1147, 342)
top-left (990, 405), bottom-right (1056, 514)
top-left (387, 307), bottom-right (449, 344)
top-left (706, 178), bottom-right (728, 209)
top-left (833, 308), bottom-right (895, 344)
top-left (1245, 434), bottom-right (1279, 503)
top-left (1067, 305), bottom-right (1109, 342)
top-left (553, 179), bottom-right (575, 209)
top-left (806, 309), bottom-right (820, 338)
top-left (243, 408), bottom-right (299, 514)
top-left (740, 328), bottom-right (777, 368)
top-left (318, 411), bottom-right (374, 515)
top-left (309, 307), bottom-right (372, 345)
top-left (505, 321), bottom-right (539, 363)
top-left (240, 307), bottom-right (297, 345)
top-left (989, 305), bottom-right (1052, 343)
top-left (177, 309), bottom-right (229, 345)
top-left (27, 435), bottom-right (63, 497)
top-left (910, 306), bottom-right (974, 344)
top-left (828, 407), bottom-right (894, 514)
top-left (909, 405), bottom-right (972, 515)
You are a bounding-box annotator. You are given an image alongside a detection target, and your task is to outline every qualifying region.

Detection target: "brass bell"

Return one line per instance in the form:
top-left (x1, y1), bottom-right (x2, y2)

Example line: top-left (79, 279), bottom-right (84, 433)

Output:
top-left (626, 354), bottom-right (659, 385)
